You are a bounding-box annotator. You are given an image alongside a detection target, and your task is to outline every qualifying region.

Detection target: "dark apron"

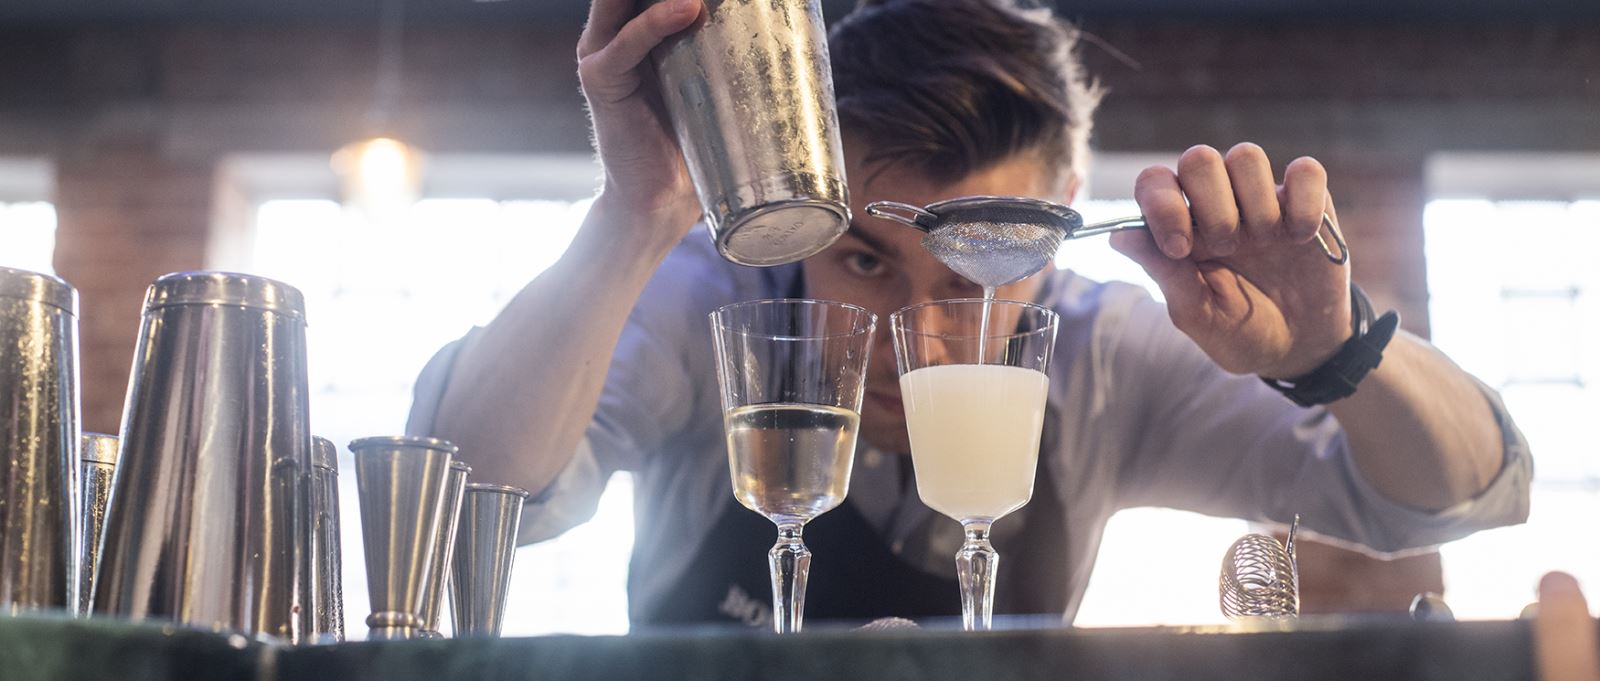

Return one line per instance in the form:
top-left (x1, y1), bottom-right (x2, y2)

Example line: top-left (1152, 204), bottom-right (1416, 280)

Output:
top-left (633, 434), bottom-right (1068, 628)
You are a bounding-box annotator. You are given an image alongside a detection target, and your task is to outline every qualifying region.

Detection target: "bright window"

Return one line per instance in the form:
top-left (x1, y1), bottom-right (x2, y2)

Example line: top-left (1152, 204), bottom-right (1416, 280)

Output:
top-left (249, 194), bottom-right (636, 637)
top-left (1427, 198), bottom-right (1600, 618)
top-left (0, 202), bottom-right (58, 275)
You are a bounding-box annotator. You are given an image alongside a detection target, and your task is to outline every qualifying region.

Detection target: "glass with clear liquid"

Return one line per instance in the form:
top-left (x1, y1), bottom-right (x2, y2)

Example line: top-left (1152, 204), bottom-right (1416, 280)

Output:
top-left (711, 300), bottom-right (876, 633)
top-left (726, 403), bottom-right (859, 524)
top-left (891, 299), bottom-right (1058, 631)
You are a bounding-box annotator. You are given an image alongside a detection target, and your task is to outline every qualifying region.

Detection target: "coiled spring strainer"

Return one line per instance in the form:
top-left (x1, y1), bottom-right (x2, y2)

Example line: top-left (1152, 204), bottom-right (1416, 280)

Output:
top-left (1219, 514), bottom-right (1301, 620)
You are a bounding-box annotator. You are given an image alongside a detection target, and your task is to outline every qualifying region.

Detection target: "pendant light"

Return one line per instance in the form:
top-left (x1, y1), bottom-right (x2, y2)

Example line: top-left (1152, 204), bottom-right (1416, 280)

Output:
top-left (332, 0), bottom-right (423, 222)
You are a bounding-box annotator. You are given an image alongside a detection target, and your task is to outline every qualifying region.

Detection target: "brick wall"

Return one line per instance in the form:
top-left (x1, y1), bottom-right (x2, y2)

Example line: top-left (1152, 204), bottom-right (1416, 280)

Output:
top-left (51, 144), bottom-right (213, 433)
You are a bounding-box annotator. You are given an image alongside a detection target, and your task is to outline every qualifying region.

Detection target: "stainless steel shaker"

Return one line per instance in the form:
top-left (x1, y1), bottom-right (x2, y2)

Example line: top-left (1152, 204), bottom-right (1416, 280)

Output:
top-left (448, 483), bottom-right (530, 637)
top-left (0, 266), bottom-right (81, 613)
top-left (306, 436), bottom-right (345, 643)
top-left (418, 461), bottom-right (470, 638)
top-left (78, 433), bottom-right (118, 616)
top-left (653, 0), bottom-right (851, 266)
top-left (350, 435), bottom-right (455, 641)
top-left (94, 272), bottom-right (310, 641)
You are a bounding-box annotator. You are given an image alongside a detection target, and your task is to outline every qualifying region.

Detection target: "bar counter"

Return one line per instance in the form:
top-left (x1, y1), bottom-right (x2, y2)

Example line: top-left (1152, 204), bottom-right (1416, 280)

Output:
top-left (0, 613), bottom-right (1533, 681)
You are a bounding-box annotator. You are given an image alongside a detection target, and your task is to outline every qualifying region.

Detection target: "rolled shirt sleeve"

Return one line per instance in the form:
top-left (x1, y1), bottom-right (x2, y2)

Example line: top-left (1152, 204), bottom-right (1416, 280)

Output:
top-left (1109, 293), bottom-right (1531, 557)
top-left (406, 329), bottom-right (613, 544)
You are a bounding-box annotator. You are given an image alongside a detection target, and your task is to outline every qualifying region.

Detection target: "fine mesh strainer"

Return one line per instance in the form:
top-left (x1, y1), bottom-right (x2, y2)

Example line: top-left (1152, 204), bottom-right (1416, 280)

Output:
top-left (866, 196), bottom-right (1348, 289)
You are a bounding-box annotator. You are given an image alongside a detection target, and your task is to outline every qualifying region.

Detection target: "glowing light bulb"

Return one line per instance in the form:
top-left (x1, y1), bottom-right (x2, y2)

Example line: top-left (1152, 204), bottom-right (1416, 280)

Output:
top-left (332, 137), bottom-right (424, 222)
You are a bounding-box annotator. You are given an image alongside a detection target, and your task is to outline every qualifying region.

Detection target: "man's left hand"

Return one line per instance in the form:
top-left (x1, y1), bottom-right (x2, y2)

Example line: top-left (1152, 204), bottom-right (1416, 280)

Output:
top-left (1111, 143), bottom-right (1352, 379)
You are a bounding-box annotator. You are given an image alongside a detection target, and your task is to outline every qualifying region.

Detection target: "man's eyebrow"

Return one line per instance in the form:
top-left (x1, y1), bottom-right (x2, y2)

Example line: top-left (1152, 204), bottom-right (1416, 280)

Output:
top-left (844, 221), bottom-right (902, 260)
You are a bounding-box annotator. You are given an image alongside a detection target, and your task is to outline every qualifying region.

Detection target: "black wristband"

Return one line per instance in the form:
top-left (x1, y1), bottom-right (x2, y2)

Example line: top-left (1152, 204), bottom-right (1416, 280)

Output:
top-left (1261, 284), bottom-right (1400, 408)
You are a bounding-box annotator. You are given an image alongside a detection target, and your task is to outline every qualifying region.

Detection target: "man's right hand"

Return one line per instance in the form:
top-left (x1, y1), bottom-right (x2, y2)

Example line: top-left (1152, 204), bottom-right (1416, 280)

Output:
top-left (577, 0), bottom-right (704, 246)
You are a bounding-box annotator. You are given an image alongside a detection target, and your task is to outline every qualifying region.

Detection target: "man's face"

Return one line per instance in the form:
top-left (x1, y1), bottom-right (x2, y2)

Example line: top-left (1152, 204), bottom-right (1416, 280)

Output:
top-left (803, 143), bottom-right (1072, 453)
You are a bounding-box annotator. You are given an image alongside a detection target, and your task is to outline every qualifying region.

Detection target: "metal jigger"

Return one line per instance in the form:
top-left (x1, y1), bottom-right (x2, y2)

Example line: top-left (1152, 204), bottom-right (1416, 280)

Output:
top-left (306, 436), bottom-right (345, 643)
top-left (77, 433), bottom-right (119, 616)
top-left (448, 484), bottom-right (530, 637)
top-left (418, 461), bottom-right (470, 638)
top-left (350, 436), bottom-right (455, 641)
top-left (0, 266), bottom-right (81, 615)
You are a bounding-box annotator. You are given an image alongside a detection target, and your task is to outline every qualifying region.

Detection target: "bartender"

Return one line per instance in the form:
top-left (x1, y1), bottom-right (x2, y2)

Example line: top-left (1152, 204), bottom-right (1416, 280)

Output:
top-left (408, 0), bottom-right (1530, 627)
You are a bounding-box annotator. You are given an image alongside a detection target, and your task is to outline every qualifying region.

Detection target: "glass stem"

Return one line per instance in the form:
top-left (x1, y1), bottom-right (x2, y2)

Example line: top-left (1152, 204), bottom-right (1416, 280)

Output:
top-left (769, 523), bottom-right (811, 633)
top-left (956, 521), bottom-right (998, 631)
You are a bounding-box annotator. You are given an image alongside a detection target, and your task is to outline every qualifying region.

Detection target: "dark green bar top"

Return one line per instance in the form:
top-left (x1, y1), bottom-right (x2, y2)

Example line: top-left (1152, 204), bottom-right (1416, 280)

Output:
top-left (0, 614), bottom-right (1533, 681)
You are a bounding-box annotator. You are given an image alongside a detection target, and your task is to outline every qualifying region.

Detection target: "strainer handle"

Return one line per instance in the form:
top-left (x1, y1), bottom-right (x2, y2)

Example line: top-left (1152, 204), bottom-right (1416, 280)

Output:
top-left (1078, 213), bottom-right (1350, 265)
top-left (865, 201), bottom-right (937, 231)
top-left (1072, 216), bottom-right (1150, 239)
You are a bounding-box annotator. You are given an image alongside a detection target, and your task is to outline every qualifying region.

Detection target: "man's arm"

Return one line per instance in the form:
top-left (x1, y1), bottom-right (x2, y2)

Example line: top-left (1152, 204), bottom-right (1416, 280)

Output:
top-left (1328, 332), bottom-right (1504, 512)
top-left (429, 204), bottom-right (677, 497)
top-left (1112, 142), bottom-right (1521, 517)
top-left (1106, 289), bottom-right (1527, 555)
top-left (425, 0), bottom-right (706, 495)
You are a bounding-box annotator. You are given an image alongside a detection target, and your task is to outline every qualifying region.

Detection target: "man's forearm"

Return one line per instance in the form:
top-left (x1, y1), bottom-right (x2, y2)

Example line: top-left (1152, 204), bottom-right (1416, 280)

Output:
top-left (1327, 331), bottom-right (1505, 512)
top-left (430, 198), bottom-right (679, 498)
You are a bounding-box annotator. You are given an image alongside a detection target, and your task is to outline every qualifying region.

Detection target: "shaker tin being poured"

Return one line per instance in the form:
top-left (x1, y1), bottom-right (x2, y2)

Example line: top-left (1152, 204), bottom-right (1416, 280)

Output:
top-left (652, 0), bottom-right (851, 266)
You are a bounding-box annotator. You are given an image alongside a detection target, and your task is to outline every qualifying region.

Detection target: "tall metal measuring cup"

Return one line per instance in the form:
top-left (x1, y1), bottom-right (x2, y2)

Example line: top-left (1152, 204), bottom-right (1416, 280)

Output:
top-left (306, 436), bottom-right (345, 643)
top-left (93, 272), bottom-right (311, 641)
top-left (653, 0), bottom-right (851, 266)
top-left (418, 461), bottom-right (470, 638)
top-left (448, 483), bottom-right (530, 637)
top-left (78, 433), bottom-right (119, 616)
top-left (0, 266), bottom-right (81, 613)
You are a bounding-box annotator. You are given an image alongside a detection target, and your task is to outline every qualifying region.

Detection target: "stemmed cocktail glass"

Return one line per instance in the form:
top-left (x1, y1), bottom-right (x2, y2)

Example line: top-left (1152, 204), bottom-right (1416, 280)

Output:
top-left (710, 299), bottom-right (876, 633)
top-left (890, 299), bottom-right (1058, 631)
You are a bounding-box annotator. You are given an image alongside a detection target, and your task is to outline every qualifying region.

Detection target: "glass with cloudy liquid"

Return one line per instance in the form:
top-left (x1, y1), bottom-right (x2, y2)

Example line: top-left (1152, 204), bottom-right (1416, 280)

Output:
top-left (892, 298), bottom-right (1058, 631)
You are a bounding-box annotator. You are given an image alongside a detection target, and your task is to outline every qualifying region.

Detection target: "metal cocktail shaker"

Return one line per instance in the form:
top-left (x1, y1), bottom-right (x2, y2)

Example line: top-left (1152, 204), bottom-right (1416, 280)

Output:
top-left (350, 436), bottom-right (455, 641)
top-left (78, 433), bottom-right (119, 616)
top-left (93, 272), bottom-right (311, 641)
top-left (306, 436), bottom-right (345, 643)
top-left (653, 0), bottom-right (851, 266)
top-left (0, 266), bottom-right (81, 613)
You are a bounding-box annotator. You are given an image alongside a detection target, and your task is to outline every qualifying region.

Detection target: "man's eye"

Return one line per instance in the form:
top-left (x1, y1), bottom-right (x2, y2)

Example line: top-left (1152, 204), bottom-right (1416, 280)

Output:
top-left (843, 252), bottom-right (886, 277)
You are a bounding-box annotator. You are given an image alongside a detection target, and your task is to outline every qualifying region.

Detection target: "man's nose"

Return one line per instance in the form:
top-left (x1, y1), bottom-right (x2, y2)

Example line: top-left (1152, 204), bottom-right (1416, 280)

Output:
top-left (870, 323), bottom-right (903, 365)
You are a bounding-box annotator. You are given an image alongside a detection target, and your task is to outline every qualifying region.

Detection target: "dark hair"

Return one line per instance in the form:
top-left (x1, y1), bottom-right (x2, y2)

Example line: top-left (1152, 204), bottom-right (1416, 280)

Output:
top-left (829, 0), bottom-right (1103, 188)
